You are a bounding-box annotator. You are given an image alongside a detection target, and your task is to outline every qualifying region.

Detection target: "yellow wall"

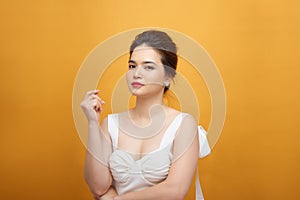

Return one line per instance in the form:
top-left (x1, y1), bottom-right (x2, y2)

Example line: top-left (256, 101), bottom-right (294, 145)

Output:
top-left (1, 0), bottom-right (299, 199)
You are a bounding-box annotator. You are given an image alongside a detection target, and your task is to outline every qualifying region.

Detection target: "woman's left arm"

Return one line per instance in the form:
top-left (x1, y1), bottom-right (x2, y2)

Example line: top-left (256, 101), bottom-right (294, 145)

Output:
top-left (98, 186), bottom-right (118, 200)
top-left (114, 115), bottom-right (199, 200)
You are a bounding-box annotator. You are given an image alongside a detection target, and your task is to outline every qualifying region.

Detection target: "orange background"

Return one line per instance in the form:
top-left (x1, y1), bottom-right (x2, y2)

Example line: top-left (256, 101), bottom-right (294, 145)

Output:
top-left (1, 0), bottom-right (299, 199)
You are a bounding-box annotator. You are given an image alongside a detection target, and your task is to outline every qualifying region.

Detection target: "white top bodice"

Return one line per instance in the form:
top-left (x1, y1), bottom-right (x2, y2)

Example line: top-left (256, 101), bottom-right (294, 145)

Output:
top-left (107, 112), bottom-right (210, 199)
top-left (108, 113), bottom-right (186, 195)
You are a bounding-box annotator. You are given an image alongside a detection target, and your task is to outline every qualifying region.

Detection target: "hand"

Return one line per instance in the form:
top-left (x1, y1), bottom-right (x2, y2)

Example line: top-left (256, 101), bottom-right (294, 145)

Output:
top-left (80, 90), bottom-right (105, 123)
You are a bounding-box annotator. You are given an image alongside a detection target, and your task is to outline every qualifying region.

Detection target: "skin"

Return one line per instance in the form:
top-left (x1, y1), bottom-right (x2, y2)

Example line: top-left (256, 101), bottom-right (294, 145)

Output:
top-left (81, 45), bottom-right (199, 200)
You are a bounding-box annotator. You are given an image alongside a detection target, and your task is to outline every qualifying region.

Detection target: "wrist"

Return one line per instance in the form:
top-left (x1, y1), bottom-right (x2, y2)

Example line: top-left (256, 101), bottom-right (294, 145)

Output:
top-left (88, 120), bottom-right (100, 127)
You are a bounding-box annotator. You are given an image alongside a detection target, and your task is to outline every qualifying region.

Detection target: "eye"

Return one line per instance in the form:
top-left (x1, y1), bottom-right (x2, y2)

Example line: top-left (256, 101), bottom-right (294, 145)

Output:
top-left (128, 64), bottom-right (136, 69)
top-left (145, 66), bottom-right (154, 70)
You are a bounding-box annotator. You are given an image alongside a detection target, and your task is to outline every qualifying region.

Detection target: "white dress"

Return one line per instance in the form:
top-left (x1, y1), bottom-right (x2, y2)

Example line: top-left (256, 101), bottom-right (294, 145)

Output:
top-left (108, 113), bottom-right (210, 200)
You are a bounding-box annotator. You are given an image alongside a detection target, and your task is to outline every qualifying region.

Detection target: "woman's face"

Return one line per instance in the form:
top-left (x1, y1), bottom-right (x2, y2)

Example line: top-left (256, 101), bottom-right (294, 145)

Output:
top-left (126, 45), bottom-right (168, 97)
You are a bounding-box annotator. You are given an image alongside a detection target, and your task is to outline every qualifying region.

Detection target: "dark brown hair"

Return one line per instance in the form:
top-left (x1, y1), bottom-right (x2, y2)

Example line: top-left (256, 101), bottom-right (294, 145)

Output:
top-left (129, 30), bottom-right (178, 93)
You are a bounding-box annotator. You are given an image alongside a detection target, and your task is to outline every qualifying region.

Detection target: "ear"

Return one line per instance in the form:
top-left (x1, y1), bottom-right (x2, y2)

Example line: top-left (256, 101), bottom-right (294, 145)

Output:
top-left (164, 81), bottom-right (170, 87)
top-left (163, 76), bottom-right (172, 87)
top-left (164, 74), bottom-right (172, 82)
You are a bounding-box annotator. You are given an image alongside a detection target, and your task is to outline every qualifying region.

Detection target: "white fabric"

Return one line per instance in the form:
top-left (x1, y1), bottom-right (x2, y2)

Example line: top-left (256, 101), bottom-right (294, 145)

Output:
top-left (107, 113), bottom-right (211, 199)
top-left (108, 114), bottom-right (119, 151)
top-left (108, 113), bottom-right (185, 195)
top-left (198, 126), bottom-right (211, 158)
top-left (159, 113), bottom-right (188, 149)
top-left (196, 125), bottom-right (211, 200)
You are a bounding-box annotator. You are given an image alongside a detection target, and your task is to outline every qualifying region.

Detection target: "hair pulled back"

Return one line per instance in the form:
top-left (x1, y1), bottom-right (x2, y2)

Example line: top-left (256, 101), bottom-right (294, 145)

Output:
top-left (129, 30), bottom-right (178, 93)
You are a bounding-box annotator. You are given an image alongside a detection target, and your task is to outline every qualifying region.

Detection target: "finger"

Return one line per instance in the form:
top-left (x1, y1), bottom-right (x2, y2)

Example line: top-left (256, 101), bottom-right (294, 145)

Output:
top-left (91, 95), bottom-right (105, 104)
top-left (91, 94), bottom-right (101, 101)
top-left (91, 99), bottom-right (100, 108)
top-left (95, 102), bottom-right (102, 112)
top-left (86, 94), bottom-right (100, 102)
top-left (86, 89), bottom-right (99, 97)
top-left (92, 99), bottom-right (103, 111)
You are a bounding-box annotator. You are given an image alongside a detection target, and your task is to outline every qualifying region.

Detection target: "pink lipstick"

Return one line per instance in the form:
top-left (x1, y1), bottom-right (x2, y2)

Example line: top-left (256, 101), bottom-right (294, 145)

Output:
top-left (131, 82), bottom-right (145, 88)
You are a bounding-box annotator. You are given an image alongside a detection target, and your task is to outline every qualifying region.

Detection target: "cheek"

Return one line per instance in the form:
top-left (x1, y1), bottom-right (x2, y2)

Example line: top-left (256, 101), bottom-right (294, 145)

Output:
top-left (145, 71), bottom-right (165, 83)
top-left (126, 71), bottom-right (132, 84)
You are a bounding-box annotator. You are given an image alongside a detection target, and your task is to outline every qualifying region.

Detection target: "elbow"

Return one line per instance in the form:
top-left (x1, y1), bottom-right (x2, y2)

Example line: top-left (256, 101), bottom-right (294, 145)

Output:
top-left (84, 174), bottom-right (112, 197)
top-left (171, 185), bottom-right (188, 200)
top-left (89, 185), bottom-right (110, 197)
top-left (173, 191), bottom-right (185, 200)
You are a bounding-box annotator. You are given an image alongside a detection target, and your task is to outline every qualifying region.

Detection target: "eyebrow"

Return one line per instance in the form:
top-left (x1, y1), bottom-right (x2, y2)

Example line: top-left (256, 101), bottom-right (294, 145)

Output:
top-left (128, 60), bottom-right (157, 65)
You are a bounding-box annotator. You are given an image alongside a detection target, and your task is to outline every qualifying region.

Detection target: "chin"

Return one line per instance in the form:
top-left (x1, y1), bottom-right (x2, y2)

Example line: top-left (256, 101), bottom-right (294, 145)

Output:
top-left (131, 91), bottom-right (146, 96)
top-left (132, 90), bottom-right (162, 97)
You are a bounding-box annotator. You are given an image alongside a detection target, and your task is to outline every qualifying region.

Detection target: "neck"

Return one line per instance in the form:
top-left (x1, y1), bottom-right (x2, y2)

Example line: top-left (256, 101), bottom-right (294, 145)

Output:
top-left (131, 93), bottom-right (165, 120)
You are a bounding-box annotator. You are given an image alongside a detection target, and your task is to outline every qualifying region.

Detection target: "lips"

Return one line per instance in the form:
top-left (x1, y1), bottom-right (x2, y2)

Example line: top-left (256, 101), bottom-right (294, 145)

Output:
top-left (131, 82), bottom-right (145, 87)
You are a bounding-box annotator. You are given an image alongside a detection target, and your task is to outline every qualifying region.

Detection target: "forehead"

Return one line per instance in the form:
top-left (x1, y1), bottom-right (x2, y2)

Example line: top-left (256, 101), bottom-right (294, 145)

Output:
top-left (130, 45), bottom-right (162, 64)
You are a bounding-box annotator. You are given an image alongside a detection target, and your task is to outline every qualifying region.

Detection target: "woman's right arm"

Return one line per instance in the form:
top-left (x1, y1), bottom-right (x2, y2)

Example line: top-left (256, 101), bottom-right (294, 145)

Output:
top-left (81, 90), bottom-right (114, 198)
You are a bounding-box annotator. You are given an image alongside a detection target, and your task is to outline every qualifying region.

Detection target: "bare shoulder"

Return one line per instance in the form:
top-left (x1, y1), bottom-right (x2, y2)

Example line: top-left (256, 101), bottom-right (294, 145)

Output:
top-left (165, 107), bottom-right (180, 118)
top-left (165, 107), bottom-right (196, 123)
top-left (100, 111), bottom-right (127, 133)
top-left (100, 111), bottom-right (124, 129)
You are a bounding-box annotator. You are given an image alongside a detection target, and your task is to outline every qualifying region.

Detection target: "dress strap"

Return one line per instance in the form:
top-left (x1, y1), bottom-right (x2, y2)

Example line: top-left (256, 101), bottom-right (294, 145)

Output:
top-left (108, 114), bottom-right (119, 151)
top-left (159, 113), bottom-right (189, 149)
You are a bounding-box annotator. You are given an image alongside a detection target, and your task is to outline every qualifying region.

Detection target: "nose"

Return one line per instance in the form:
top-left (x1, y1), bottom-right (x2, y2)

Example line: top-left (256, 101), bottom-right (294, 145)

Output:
top-left (133, 66), bottom-right (143, 79)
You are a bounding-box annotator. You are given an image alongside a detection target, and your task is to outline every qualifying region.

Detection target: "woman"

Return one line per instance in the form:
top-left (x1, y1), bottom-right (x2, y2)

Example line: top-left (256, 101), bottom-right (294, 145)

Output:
top-left (81, 30), bottom-right (200, 200)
